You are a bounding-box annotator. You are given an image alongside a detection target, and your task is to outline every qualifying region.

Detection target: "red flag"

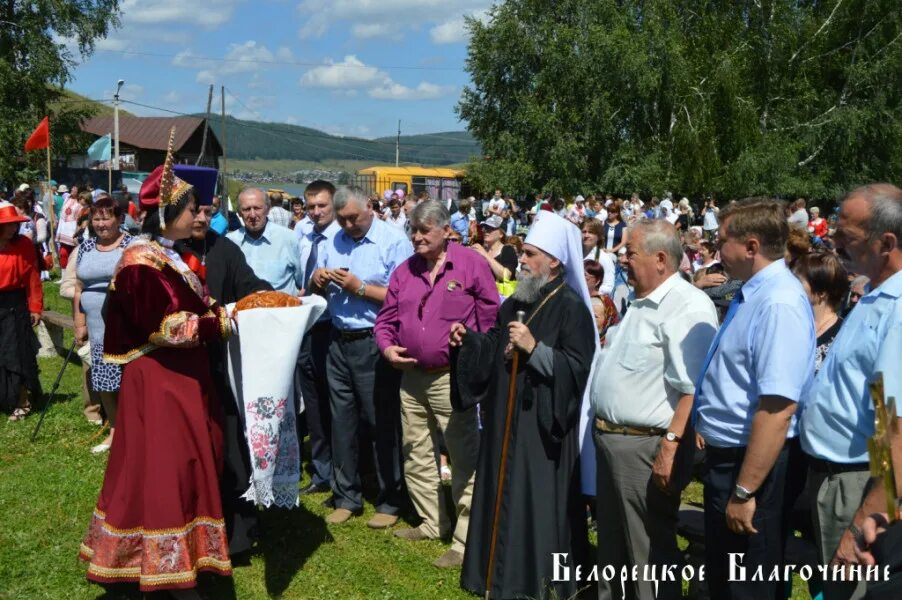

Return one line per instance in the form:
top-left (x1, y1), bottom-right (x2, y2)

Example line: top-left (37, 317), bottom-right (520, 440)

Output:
top-left (24, 117), bottom-right (50, 152)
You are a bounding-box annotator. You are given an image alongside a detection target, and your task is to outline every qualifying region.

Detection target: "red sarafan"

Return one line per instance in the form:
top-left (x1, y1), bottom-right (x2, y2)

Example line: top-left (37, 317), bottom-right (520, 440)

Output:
top-left (233, 290), bottom-right (301, 313)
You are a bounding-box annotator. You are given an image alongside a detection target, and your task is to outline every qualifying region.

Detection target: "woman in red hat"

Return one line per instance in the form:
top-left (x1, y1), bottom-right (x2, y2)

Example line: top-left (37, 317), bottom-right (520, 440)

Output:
top-left (79, 132), bottom-right (234, 596)
top-left (0, 200), bottom-right (43, 420)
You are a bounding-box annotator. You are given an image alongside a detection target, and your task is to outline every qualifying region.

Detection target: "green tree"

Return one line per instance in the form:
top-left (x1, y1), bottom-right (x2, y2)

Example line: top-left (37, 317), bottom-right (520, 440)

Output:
top-left (0, 0), bottom-right (121, 185)
top-left (457, 0), bottom-right (901, 199)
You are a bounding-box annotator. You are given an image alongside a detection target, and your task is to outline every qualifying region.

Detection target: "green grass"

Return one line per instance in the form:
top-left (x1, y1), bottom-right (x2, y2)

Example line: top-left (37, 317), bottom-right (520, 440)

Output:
top-left (0, 283), bottom-right (813, 598)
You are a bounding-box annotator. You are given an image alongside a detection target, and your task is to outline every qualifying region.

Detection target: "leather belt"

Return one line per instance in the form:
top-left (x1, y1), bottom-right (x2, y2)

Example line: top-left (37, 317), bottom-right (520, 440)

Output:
top-left (337, 328), bottom-right (373, 341)
top-left (808, 456), bottom-right (870, 476)
top-left (422, 366), bottom-right (450, 375)
top-left (595, 417), bottom-right (666, 437)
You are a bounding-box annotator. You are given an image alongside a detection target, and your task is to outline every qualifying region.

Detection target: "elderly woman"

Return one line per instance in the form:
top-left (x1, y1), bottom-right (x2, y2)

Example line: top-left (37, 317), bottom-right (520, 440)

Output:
top-left (807, 206), bottom-right (828, 240)
top-left (471, 215), bottom-right (518, 284)
top-left (56, 185), bottom-right (82, 267)
top-left (584, 259), bottom-right (620, 345)
top-left (74, 197), bottom-right (133, 453)
top-left (0, 201), bottom-right (43, 420)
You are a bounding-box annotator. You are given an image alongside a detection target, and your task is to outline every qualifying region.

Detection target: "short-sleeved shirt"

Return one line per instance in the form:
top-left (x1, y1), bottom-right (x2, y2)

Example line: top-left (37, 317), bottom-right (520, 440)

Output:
top-left (227, 219), bottom-right (304, 294)
top-left (696, 260), bottom-right (816, 448)
top-left (800, 270), bottom-right (902, 463)
top-left (593, 274), bottom-right (718, 429)
top-left (317, 217), bottom-right (413, 330)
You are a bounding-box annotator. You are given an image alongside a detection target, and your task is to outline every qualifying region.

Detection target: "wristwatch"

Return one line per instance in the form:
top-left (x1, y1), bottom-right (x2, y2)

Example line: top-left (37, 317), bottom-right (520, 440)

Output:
top-left (733, 484), bottom-right (754, 501)
top-left (664, 431), bottom-right (682, 443)
top-left (355, 282), bottom-right (367, 297)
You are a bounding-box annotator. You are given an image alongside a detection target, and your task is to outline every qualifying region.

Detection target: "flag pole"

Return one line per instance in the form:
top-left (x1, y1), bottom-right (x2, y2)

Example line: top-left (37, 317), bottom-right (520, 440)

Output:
top-left (45, 141), bottom-right (59, 265)
top-left (108, 137), bottom-right (112, 193)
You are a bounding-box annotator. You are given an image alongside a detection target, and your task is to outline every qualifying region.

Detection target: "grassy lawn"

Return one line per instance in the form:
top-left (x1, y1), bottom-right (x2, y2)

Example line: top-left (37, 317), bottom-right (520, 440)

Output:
top-left (0, 283), bottom-right (812, 598)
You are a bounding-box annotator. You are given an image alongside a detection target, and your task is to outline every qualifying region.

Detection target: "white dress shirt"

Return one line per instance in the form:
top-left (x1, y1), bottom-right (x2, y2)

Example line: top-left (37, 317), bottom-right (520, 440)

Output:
top-left (592, 273), bottom-right (718, 429)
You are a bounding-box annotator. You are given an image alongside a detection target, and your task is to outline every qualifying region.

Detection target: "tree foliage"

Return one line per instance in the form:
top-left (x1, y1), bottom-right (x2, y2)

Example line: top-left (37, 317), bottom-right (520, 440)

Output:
top-left (457, 0), bottom-right (901, 199)
top-left (0, 0), bottom-right (121, 185)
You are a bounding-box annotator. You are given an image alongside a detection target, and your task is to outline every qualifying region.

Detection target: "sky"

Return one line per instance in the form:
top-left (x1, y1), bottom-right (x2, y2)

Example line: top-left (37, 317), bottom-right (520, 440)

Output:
top-left (65, 0), bottom-right (494, 140)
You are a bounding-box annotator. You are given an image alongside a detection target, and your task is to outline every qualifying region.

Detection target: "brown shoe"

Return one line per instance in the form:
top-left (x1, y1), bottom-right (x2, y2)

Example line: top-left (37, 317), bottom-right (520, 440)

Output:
top-left (393, 527), bottom-right (431, 541)
top-left (366, 512), bottom-right (399, 529)
top-left (433, 549), bottom-right (463, 569)
top-left (325, 508), bottom-right (359, 524)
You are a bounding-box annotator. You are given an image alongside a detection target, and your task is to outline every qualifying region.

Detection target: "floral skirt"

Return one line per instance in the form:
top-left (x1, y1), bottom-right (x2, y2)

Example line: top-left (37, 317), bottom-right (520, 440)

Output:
top-left (79, 347), bottom-right (231, 590)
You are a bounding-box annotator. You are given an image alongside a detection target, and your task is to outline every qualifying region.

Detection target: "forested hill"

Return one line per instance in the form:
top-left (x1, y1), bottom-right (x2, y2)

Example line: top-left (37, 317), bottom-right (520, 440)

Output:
top-left (203, 116), bottom-right (479, 165)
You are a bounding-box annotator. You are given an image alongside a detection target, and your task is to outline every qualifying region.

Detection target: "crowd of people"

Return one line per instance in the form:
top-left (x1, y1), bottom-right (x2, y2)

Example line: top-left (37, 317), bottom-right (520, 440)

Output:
top-left (1, 158), bottom-right (900, 600)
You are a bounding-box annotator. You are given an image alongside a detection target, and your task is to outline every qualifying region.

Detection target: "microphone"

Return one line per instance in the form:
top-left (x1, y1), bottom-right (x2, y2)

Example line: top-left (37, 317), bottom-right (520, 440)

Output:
top-left (515, 310), bottom-right (526, 324)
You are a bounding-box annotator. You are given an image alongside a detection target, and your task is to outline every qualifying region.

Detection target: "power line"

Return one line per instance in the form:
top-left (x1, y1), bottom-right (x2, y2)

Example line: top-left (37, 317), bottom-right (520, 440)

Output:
top-left (94, 49), bottom-right (463, 73)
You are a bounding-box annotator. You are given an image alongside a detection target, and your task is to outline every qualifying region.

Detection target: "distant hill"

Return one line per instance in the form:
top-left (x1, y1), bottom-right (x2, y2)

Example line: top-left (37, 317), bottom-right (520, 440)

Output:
top-left (204, 116), bottom-right (480, 166)
top-left (53, 89), bottom-right (134, 118)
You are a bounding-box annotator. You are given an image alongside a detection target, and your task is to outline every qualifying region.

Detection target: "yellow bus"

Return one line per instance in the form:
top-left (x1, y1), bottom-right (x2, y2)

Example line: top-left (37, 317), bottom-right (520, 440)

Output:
top-left (352, 166), bottom-right (465, 201)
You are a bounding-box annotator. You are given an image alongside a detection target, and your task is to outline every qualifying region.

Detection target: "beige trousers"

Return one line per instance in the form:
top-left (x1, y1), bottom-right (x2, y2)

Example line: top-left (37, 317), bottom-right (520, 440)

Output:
top-left (400, 369), bottom-right (479, 554)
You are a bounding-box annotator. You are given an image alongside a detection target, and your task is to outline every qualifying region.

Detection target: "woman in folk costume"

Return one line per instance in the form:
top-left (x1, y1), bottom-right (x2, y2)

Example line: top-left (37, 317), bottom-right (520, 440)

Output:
top-left (79, 130), bottom-right (233, 595)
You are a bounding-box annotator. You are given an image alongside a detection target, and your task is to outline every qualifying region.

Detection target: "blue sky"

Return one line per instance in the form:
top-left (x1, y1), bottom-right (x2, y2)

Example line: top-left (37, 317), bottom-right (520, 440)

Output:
top-left (64, 0), bottom-right (493, 139)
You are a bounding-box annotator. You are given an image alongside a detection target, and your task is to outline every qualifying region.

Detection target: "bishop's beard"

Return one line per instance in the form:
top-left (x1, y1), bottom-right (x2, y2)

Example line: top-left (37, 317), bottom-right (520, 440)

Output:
top-left (511, 267), bottom-right (552, 303)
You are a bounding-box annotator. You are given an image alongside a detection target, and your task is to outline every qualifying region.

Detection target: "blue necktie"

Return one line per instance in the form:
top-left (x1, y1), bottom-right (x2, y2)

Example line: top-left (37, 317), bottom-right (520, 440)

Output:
top-left (304, 232), bottom-right (325, 292)
top-left (691, 290), bottom-right (744, 427)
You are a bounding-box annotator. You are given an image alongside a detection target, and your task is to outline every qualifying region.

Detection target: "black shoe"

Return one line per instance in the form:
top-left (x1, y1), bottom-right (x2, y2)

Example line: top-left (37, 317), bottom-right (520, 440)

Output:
top-left (300, 482), bottom-right (331, 495)
top-left (321, 495), bottom-right (336, 509)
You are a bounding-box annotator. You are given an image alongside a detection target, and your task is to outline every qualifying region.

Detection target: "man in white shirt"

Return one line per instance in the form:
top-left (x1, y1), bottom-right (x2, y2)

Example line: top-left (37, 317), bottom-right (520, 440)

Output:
top-left (486, 189), bottom-right (505, 217)
top-left (591, 220), bottom-right (718, 600)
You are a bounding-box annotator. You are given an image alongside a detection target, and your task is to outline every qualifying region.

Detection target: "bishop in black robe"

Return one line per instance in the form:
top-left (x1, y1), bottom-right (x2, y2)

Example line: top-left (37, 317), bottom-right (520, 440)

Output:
top-left (452, 276), bottom-right (595, 599)
top-left (185, 230), bottom-right (271, 556)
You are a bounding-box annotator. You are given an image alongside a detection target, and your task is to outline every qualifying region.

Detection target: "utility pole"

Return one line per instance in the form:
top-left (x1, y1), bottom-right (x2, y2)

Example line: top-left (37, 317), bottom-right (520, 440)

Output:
top-left (221, 86), bottom-right (228, 207)
top-left (395, 119), bottom-right (400, 167)
top-left (113, 79), bottom-right (124, 170)
top-left (196, 84), bottom-right (214, 166)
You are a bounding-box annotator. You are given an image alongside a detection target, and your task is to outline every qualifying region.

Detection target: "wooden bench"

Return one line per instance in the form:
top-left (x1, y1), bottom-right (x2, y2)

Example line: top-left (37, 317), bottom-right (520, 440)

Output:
top-left (36, 310), bottom-right (75, 358)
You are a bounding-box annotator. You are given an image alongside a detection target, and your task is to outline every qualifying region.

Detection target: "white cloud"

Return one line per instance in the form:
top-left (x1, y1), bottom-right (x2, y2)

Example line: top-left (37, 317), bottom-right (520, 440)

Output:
top-left (121, 0), bottom-right (238, 29)
top-left (161, 91), bottom-right (182, 104)
top-left (220, 41), bottom-right (275, 75)
top-left (296, 0), bottom-right (493, 41)
top-left (196, 70), bottom-right (216, 85)
top-left (430, 10), bottom-right (489, 44)
top-left (285, 116), bottom-right (299, 125)
top-left (174, 41), bottom-right (289, 87)
top-left (300, 55), bottom-right (389, 89)
top-left (369, 82), bottom-right (452, 101)
top-left (300, 55), bottom-right (450, 101)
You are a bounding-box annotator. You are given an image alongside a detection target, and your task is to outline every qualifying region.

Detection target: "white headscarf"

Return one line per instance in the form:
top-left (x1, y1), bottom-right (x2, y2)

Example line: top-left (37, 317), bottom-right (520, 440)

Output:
top-left (524, 210), bottom-right (599, 495)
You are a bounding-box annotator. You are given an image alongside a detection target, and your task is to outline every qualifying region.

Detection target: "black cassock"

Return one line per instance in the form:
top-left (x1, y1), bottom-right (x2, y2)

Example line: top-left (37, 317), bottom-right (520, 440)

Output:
top-left (452, 277), bottom-right (594, 599)
top-left (185, 232), bottom-right (271, 555)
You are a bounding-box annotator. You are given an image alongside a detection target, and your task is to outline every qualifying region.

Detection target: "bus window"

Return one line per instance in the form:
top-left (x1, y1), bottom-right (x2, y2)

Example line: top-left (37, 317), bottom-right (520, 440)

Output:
top-left (392, 182), bottom-right (408, 194)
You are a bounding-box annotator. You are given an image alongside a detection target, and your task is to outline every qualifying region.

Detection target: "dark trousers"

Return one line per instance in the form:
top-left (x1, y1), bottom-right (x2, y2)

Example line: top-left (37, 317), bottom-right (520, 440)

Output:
top-left (297, 320), bottom-right (333, 487)
top-left (703, 444), bottom-right (789, 600)
top-left (326, 333), bottom-right (405, 514)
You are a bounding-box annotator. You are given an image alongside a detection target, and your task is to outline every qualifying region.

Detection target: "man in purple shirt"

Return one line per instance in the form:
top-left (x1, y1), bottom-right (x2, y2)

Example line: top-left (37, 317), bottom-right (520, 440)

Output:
top-left (375, 200), bottom-right (499, 569)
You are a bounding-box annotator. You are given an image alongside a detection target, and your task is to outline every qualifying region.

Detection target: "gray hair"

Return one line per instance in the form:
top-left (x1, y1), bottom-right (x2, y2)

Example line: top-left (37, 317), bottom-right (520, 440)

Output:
top-left (410, 200), bottom-right (450, 229)
top-left (848, 184), bottom-right (902, 243)
top-left (238, 187), bottom-right (269, 208)
top-left (629, 219), bottom-right (683, 271)
top-left (333, 185), bottom-right (369, 212)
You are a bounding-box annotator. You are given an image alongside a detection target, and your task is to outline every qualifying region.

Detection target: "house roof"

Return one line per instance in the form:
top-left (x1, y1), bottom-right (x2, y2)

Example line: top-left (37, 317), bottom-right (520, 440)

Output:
top-left (80, 115), bottom-right (208, 151)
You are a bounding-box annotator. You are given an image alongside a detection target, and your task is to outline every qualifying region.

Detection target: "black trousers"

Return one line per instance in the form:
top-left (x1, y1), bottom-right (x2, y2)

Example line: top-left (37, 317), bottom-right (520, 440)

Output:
top-left (326, 333), bottom-right (405, 514)
top-left (296, 320), bottom-right (333, 487)
top-left (703, 444), bottom-right (789, 600)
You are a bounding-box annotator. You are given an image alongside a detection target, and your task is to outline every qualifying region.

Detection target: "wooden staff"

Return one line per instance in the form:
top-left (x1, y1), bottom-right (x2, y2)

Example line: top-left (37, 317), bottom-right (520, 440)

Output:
top-left (485, 309), bottom-right (527, 600)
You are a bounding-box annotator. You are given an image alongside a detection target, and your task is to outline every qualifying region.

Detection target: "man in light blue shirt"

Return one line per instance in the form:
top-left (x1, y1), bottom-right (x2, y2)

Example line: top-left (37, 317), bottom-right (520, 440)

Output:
top-left (799, 183), bottom-right (902, 599)
top-left (450, 199), bottom-right (471, 245)
top-left (226, 188), bottom-right (304, 294)
top-left (310, 185), bottom-right (412, 529)
top-left (694, 198), bottom-right (816, 600)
